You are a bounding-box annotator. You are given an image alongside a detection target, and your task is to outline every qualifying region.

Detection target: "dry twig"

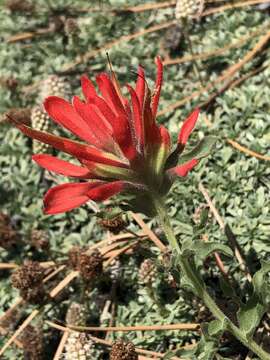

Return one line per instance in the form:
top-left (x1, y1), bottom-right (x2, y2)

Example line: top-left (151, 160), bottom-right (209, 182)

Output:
top-left (130, 212), bottom-right (167, 252)
top-left (62, 20), bottom-right (176, 72)
top-left (158, 28), bottom-right (270, 117)
top-left (47, 320), bottom-right (200, 333)
top-left (163, 26), bottom-right (266, 67)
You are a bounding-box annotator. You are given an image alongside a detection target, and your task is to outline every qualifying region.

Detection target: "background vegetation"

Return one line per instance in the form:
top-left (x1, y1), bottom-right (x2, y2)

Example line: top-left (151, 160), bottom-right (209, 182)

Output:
top-left (0, 0), bottom-right (269, 358)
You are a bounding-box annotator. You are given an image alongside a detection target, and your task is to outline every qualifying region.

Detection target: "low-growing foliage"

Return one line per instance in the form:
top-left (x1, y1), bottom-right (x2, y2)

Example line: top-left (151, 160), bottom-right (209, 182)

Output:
top-left (0, 0), bottom-right (270, 359)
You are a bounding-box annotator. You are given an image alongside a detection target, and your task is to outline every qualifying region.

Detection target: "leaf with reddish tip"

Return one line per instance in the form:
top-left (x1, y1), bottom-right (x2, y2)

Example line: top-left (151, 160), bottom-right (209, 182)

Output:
top-left (169, 158), bottom-right (198, 177)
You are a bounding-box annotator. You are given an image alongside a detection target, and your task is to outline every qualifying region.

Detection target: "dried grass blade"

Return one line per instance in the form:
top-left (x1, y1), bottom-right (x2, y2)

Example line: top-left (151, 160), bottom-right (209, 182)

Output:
top-left (47, 320), bottom-right (200, 332)
top-left (53, 330), bottom-right (70, 360)
top-left (0, 309), bottom-right (39, 355)
top-left (131, 212), bottom-right (167, 252)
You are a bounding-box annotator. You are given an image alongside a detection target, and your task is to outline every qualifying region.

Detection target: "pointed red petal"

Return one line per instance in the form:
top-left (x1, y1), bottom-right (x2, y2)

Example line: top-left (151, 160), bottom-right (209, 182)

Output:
top-left (169, 158), bottom-right (198, 177)
top-left (126, 84), bottom-right (144, 152)
top-left (81, 75), bottom-right (97, 101)
top-left (44, 182), bottom-right (96, 214)
top-left (44, 96), bottom-right (95, 144)
top-left (143, 86), bottom-right (161, 147)
top-left (151, 56), bottom-right (163, 119)
top-left (16, 123), bottom-right (128, 168)
top-left (135, 65), bottom-right (145, 109)
top-left (87, 95), bottom-right (117, 132)
top-left (178, 108), bottom-right (200, 145)
top-left (96, 73), bottom-right (126, 117)
top-left (73, 96), bottom-right (115, 151)
top-left (88, 95), bottom-right (136, 161)
top-left (86, 180), bottom-right (124, 201)
top-left (44, 181), bottom-right (125, 214)
top-left (32, 154), bottom-right (93, 178)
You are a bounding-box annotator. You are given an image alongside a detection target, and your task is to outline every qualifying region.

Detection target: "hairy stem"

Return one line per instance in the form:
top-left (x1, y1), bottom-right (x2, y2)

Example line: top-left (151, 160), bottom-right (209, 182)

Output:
top-left (153, 196), bottom-right (270, 360)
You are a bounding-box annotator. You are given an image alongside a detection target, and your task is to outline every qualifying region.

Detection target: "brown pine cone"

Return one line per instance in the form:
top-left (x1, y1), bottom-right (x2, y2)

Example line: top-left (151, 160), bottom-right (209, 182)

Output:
top-left (0, 212), bottom-right (18, 249)
top-left (138, 259), bottom-right (157, 286)
top-left (11, 261), bottom-right (46, 304)
top-left (110, 339), bottom-right (138, 360)
top-left (31, 229), bottom-right (50, 251)
top-left (78, 250), bottom-right (103, 282)
top-left (20, 325), bottom-right (43, 360)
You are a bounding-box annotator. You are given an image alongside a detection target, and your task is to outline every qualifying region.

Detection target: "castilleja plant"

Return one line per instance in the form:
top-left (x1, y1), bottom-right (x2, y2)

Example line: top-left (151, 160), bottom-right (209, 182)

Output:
top-left (12, 57), bottom-right (207, 215)
top-left (12, 58), bottom-right (270, 360)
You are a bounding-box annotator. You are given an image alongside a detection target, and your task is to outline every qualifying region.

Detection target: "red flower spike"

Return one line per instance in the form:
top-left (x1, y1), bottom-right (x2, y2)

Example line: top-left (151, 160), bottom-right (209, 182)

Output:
top-left (178, 108), bottom-right (200, 145)
top-left (14, 57), bottom-right (204, 215)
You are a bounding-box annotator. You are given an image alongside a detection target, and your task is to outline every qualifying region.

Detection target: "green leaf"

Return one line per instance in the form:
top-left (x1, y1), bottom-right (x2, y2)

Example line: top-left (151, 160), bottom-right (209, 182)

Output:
top-left (180, 136), bottom-right (218, 164)
top-left (253, 261), bottom-right (270, 306)
top-left (165, 347), bottom-right (197, 359)
top-left (237, 296), bottom-right (265, 337)
top-left (219, 277), bottom-right (236, 298)
top-left (182, 240), bottom-right (233, 263)
top-left (196, 323), bottom-right (219, 360)
top-left (208, 318), bottom-right (228, 337)
top-left (237, 261), bottom-right (270, 337)
top-left (177, 253), bottom-right (205, 296)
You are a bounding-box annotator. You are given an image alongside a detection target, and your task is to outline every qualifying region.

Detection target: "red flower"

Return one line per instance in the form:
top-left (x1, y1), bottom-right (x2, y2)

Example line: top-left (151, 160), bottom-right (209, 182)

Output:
top-left (14, 57), bottom-right (200, 214)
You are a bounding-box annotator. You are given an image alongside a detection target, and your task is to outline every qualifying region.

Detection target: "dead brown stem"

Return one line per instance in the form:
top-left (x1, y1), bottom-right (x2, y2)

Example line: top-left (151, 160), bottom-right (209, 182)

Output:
top-left (48, 321), bottom-right (200, 332)
top-left (130, 212), bottom-right (167, 252)
top-left (201, 0), bottom-right (270, 17)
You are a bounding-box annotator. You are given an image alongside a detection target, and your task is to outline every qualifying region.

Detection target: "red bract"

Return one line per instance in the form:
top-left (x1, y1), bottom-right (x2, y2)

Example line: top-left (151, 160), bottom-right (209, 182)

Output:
top-left (15, 57), bottom-right (200, 214)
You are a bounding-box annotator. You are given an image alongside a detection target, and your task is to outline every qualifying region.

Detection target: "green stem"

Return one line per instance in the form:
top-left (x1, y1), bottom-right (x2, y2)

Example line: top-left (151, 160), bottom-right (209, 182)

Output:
top-left (153, 196), bottom-right (270, 360)
top-left (153, 196), bottom-right (181, 254)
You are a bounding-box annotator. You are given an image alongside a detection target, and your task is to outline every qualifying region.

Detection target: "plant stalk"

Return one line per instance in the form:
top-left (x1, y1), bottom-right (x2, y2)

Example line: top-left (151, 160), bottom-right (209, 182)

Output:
top-left (153, 196), bottom-right (270, 360)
